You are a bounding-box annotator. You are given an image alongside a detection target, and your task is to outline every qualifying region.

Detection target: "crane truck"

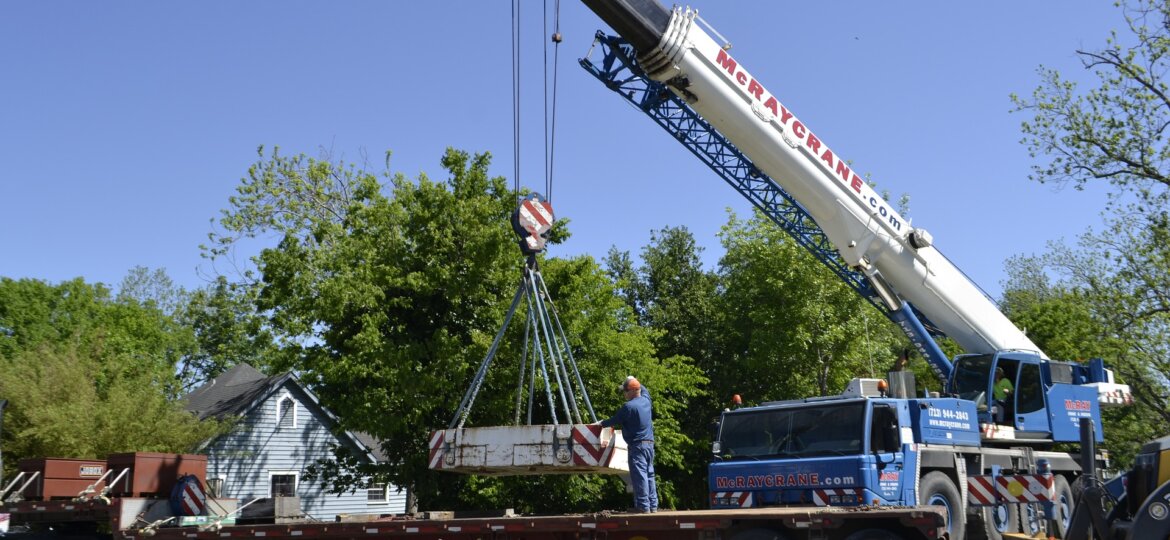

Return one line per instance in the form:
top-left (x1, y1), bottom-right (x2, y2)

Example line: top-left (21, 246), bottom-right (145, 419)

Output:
top-left (577, 1), bottom-right (1135, 539)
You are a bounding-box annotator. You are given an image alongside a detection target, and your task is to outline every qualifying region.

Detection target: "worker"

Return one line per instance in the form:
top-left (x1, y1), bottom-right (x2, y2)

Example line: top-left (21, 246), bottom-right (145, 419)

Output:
top-left (993, 367), bottom-right (1013, 424)
top-left (594, 375), bottom-right (657, 513)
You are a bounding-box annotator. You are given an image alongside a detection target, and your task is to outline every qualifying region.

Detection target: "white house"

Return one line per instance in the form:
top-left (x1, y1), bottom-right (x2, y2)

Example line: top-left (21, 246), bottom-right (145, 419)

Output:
top-left (184, 364), bottom-right (406, 519)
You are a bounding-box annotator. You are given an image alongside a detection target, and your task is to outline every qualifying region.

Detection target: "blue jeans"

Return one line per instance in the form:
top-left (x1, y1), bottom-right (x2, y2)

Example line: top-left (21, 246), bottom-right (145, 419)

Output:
top-left (628, 441), bottom-right (658, 511)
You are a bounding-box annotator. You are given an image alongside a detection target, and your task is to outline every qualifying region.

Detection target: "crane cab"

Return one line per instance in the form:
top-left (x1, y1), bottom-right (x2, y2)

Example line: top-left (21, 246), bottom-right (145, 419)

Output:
top-left (949, 352), bottom-right (1105, 444)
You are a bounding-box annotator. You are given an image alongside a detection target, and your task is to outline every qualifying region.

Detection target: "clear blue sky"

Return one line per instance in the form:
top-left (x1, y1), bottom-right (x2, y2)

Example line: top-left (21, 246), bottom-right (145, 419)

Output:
top-left (1, 2), bottom-right (1122, 299)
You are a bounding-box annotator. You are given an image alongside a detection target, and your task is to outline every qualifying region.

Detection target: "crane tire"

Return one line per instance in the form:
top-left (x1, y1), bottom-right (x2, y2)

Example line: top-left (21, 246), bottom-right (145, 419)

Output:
top-left (1052, 475), bottom-right (1074, 539)
top-left (919, 471), bottom-right (966, 540)
top-left (966, 502), bottom-right (1017, 540)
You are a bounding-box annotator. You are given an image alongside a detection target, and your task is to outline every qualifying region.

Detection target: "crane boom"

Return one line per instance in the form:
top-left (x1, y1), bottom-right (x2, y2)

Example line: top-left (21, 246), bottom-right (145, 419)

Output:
top-left (582, 2), bottom-right (1044, 364)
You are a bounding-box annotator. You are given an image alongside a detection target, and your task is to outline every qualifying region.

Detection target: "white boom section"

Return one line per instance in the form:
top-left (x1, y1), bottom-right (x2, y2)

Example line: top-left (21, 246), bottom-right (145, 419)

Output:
top-left (642, 8), bottom-right (1041, 357)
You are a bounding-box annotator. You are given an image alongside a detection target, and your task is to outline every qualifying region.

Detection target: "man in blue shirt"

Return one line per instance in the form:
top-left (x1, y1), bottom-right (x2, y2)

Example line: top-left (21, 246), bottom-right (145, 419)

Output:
top-left (596, 375), bottom-right (657, 513)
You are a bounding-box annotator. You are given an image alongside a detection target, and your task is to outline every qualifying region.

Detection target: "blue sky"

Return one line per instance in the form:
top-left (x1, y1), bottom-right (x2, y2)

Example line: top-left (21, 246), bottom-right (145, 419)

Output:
top-left (2, 2), bottom-right (1123, 299)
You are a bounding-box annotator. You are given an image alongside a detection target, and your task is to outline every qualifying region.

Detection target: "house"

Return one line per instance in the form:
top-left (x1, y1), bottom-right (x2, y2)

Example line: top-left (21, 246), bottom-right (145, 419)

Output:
top-left (184, 364), bottom-right (406, 519)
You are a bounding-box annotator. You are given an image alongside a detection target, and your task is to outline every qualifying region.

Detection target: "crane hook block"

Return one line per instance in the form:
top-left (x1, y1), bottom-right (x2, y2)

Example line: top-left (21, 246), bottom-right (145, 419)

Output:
top-left (512, 193), bottom-right (555, 255)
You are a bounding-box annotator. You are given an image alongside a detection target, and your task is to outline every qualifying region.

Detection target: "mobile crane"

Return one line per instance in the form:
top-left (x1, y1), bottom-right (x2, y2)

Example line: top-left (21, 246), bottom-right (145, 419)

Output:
top-left (577, 1), bottom-right (1134, 539)
top-left (0, 3), bottom-right (1137, 540)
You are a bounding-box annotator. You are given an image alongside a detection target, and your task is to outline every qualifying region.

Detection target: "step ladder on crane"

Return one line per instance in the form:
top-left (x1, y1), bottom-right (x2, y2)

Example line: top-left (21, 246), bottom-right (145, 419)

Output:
top-left (428, 194), bottom-right (629, 477)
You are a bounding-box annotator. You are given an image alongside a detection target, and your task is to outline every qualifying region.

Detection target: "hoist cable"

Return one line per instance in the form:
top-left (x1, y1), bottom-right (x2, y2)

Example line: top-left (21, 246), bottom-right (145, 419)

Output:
top-left (528, 264), bottom-right (573, 423)
top-left (546, 0), bottom-right (562, 201)
top-left (532, 267), bottom-right (581, 423)
top-left (526, 316), bottom-right (538, 424)
top-left (524, 272), bottom-right (559, 425)
top-left (513, 296), bottom-right (532, 425)
top-left (511, 0), bottom-right (521, 196)
top-left (542, 0), bottom-right (549, 199)
top-left (537, 265), bottom-right (597, 421)
top-left (449, 280), bottom-right (526, 430)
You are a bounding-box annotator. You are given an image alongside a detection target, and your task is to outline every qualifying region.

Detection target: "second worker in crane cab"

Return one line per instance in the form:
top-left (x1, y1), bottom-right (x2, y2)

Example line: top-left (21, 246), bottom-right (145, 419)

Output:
top-left (594, 376), bottom-right (658, 513)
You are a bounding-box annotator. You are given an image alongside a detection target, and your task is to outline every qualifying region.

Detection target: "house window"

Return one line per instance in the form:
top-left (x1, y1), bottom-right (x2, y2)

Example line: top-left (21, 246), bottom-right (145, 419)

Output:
top-left (270, 472), bottom-right (298, 497)
top-left (276, 395), bottom-right (296, 429)
top-left (207, 477), bottom-right (225, 498)
top-left (367, 482), bottom-right (389, 503)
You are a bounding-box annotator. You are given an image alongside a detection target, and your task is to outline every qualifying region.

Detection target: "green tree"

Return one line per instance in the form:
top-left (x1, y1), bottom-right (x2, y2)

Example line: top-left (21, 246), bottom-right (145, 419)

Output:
top-left (117, 265), bottom-right (187, 317)
top-left (0, 276), bottom-right (224, 471)
top-left (604, 227), bottom-right (720, 508)
top-left (178, 276), bottom-right (282, 390)
top-left (715, 210), bottom-right (908, 402)
top-left (1012, 0), bottom-right (1170, 447)
top-left (1000, 253), bottom-right (1165, 465)
top-left (0, 344), bottom-right (225, 462)
top-left (209, 147), bottom-right (705, 510)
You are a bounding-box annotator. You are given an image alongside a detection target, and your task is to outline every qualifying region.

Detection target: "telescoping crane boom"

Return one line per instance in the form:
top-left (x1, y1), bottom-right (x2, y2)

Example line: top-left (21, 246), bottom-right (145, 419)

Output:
top-left (582, 0), bottom-right (1041, 376)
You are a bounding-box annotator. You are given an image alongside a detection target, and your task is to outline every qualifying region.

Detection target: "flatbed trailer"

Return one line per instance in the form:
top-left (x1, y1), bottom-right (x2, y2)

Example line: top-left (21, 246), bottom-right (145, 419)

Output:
top-left (2, 500), bottom-right (946, 540)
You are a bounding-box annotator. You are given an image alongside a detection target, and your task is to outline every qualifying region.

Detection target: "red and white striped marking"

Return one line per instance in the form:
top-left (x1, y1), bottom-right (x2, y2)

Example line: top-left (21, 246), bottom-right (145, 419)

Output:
top-left (981, 423), bottom-right (1017, 440)
top-left (570, 425), bottom-right (615, 467)
top-left (710, 491), bottom-right (753, 507)
top-left (813, 488), bottom-right (861, 506)
top-left (967, 474), bottom-right (1055, 505)
top-left (178, 478), bottom-right (207, 516)
top-left (517, 199), bottom-right (554, 236)
top-left (515, 197), bottom-right (555, 253)
top-left (428, 430), bottom-right (446, 469)
top-left (967, 476), bottom-right (998, 506)
top-left (997, 474), bottom-right (1054, 503)
top-left (1100, 388), bottom-right (1134, 406)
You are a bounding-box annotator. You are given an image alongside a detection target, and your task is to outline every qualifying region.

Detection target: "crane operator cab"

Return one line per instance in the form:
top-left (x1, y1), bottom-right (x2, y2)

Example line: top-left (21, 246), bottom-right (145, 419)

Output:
top-left (949, 352), bottom-right (1107, 444)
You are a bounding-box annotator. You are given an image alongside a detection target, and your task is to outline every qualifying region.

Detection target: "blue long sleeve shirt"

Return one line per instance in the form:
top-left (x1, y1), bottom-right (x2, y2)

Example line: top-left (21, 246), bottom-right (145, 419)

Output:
top-left (601, 387), bottom-right (654, 444)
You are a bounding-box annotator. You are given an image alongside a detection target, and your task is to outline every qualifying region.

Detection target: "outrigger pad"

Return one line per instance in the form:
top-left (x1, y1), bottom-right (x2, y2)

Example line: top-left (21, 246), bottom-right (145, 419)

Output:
top-left (427, 424), bottom-right (629, 476)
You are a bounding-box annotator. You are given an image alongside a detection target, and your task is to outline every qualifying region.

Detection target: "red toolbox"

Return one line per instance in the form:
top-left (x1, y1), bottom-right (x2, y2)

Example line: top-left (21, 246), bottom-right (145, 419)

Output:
top-left (105, 453), bottom-right (207, 497)
top-left (17, 458), bottom-right (107, 500)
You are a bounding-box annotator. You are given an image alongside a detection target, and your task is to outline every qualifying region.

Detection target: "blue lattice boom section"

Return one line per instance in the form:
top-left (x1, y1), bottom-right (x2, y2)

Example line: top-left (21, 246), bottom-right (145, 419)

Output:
top-left (578, 32), bottom-right (950, 354)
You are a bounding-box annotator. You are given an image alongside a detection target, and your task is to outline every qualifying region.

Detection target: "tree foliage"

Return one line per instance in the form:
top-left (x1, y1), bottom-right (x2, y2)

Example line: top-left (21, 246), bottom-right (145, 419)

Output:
top-left (1012, 0), bottom-right (1170, 452)
top-left (604, 226), bottom-right (719, 508)
top-left (1000, 252), bottom-right (1166, 466)
top-left (178, 276), bottom-right (282, 390)
top-left (1013, 0), bottom-right (1170, 214)
top-left (0, 277), bottom-right (225, 471)
top-left (208, 147), bottom-right (705, 511)
top-left (715, 210), bottom-right (909, 402)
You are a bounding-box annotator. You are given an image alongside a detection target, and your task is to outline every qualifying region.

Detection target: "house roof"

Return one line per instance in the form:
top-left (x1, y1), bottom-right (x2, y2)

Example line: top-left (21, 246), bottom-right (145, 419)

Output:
top-left (185, 363), bottom-right (292, 419)
top-left (184, 364), bottom-right (385, 463)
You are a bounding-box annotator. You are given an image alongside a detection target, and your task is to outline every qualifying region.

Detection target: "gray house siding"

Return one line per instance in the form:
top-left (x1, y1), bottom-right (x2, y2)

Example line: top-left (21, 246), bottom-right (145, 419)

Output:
top-left (203, 382), bottom-right (405, 519)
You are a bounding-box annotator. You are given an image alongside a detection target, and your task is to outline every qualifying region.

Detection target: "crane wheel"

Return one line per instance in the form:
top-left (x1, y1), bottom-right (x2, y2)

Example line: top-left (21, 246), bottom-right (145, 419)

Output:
top-left (919, 471), bottom-right (966, 540)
